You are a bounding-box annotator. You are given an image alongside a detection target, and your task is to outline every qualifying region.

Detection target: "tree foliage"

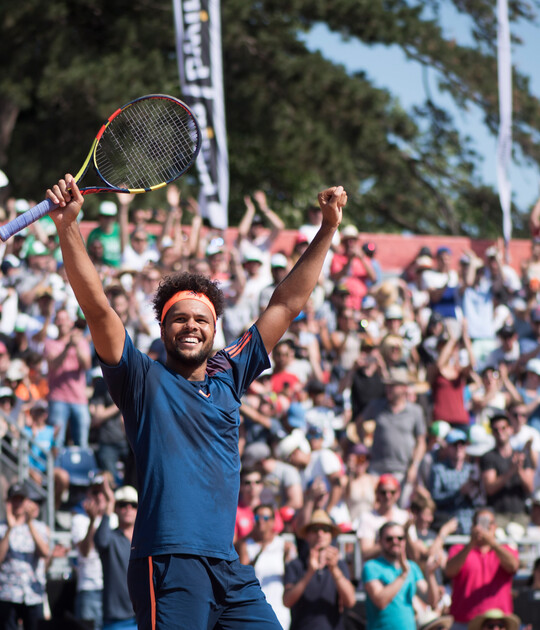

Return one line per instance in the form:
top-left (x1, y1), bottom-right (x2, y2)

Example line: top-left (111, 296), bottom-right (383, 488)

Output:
top-left (1, 0), bottom-right (539, 236)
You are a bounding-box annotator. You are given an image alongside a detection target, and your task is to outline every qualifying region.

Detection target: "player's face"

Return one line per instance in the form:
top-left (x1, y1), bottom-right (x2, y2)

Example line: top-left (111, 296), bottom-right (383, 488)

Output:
top-left (162, 299), bottom-right (215, 367)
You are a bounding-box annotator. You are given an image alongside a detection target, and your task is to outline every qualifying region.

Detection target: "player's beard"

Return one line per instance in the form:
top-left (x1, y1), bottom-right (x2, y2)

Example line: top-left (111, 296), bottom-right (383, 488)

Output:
top-left (167, 336), bottom-right (214, 368)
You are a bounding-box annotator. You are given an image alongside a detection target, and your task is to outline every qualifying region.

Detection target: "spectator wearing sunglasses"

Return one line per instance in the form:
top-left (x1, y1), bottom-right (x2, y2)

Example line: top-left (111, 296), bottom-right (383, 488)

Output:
top-left (284, 510), bottom-right (355, 630)
top-left (356, 474), bottom-right (410, 561)
top-left (363, 521), bottom-right (440, 630)
top-left (238, 504), bottom-right (293, 630)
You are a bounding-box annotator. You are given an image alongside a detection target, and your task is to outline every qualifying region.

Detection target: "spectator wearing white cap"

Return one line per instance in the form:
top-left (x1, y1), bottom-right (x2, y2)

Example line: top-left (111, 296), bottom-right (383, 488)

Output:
top-left (86, 201), bottom-right (122, 268)
top-left (259, 252), bottom-right (290, 313)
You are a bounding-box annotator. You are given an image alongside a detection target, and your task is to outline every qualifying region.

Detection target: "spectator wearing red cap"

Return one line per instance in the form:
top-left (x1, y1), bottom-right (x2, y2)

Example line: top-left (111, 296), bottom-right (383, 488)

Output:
top-left (356, 474), bottom-right (410, 561)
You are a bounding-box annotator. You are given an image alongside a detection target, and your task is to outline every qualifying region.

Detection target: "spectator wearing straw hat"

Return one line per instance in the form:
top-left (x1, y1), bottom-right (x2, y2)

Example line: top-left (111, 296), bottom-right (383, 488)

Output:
top-left (283, 510), bottom-right (356, 629)
top-left (466, 608), bottom-right (521, 630)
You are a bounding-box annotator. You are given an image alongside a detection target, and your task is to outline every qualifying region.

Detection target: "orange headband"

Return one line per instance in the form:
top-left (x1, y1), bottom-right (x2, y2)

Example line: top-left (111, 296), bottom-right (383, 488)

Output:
top-left (161, 290), bottom-right (217, 324)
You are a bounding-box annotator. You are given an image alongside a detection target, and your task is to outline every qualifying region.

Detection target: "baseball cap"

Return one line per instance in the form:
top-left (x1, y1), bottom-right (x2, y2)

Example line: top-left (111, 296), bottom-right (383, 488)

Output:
top-left (384, 304), bottom-right (403, 320)
top-left (7, 482), bottom-right (27, 499)
top-left (497, 323), bottom-right (516, 338)
top-left (242, 442), bottom-right (271, 467)
top-left (275, 430), bottom-right (311, 461)
top-left (485, 246), bottom-right (498, 258)
top-left (99, 201), bottom-right (118, 216)
top-left (436, 246), bottom-right (451, 256)
top-left (376, 474), bottom-right (400, 490)
top-left (0, 386), bottom-right (14, 400)
top-left (6, 359), bottom-right (26, 382)
top-left (287, 403), bottom-right (306, 429)
top-left (30, 399), bottom-right (48, 414)
top-left (242, 249), bottom-right (263, 264)
top-left (362, 295), bottom-right (377, 310)
top-left (270, 253), bottom-right (288, 269)
top-left (416, 255), bottom-right (433, 269)
top-left (26, 241), bottom-right (50, 257)
top-left (15, 199), bottom-right (30, 214)
top-left (466, 425), bottom-right (495, 457)
top-left (341, 225), bottom-right (359, 240)
top-left (114, 485), bottom-right (138, 504)
top-left (350, 443), bottom-right (370, 457)
top-left (295, 233), bottom-right (309, 246)
top-left (445, 429), bottom-right (468, 445)
top-left (206, 239), bottom-right (225, 257)
top-left (526, 358), bottom-right (540, 376)
top-left (1, 254), bottom-right (21, 275)
top-left (429, 420), bottom-right (451, 439)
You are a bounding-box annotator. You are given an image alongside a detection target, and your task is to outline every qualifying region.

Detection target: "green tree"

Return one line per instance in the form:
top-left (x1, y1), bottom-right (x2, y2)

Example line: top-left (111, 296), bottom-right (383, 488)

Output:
top-left (1, 0), bottom-right (539, 236)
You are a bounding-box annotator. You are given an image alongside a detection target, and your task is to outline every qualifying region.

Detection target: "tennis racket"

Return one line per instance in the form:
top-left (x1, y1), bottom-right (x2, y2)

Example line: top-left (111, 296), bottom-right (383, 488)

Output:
top-left (0, 94), bottom-right (201, 242)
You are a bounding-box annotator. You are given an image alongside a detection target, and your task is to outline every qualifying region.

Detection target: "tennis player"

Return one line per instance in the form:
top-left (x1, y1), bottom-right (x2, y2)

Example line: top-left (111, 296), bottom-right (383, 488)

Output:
top-left (46, 175), bottom-right (347, 629)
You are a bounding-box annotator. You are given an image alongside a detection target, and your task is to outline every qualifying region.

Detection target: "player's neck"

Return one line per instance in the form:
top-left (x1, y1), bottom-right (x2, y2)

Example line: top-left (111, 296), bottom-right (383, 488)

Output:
top-left (167, 357), bottom-right (208, 381)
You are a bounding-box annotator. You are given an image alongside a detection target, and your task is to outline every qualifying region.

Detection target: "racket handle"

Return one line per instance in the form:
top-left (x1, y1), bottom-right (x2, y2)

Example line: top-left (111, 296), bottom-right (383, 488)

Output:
top-left (0, 198), bottom-right (58, 242)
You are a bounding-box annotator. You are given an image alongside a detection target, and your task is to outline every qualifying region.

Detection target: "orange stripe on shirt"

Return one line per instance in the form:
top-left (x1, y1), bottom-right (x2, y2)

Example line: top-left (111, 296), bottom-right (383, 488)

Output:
top-left (224, 331), bottom-right (248, 355)
top-left (228, 332), bottom-right (252, 358)
top-left (148, 556), bottom-right (156, 629)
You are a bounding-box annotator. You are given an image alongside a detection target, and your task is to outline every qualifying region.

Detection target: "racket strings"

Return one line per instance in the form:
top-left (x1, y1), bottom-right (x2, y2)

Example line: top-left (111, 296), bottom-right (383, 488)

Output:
top-left (95, 98), bottom-right (199, 190)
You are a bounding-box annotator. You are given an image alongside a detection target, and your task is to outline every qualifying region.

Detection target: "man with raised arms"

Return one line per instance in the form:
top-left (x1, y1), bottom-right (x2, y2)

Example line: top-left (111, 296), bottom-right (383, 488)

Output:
top-left (46, 175), bottom-right (347, 630)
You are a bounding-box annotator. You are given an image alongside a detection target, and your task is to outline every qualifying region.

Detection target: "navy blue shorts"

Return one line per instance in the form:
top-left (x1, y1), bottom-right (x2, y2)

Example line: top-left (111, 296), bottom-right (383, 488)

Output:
top-left (127, 554), bottom-right (282, 629)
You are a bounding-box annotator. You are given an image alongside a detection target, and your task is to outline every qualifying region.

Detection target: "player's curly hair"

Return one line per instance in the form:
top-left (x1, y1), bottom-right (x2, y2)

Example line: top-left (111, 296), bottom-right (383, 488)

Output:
top-left (152, 272), bottom-right (225, 323)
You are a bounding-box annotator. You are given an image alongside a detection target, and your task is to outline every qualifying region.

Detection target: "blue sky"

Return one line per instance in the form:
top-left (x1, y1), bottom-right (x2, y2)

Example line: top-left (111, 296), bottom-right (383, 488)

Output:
top-left (300, 7), bottom-right (540, 223)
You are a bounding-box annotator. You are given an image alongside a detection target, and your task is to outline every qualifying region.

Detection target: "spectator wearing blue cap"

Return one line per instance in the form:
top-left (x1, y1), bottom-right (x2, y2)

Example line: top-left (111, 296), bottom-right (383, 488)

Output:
top-left (429, 429), bottom-right (477, 533)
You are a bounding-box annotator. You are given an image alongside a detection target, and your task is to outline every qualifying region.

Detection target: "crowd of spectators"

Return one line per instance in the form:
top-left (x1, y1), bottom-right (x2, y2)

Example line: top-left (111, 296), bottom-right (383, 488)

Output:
top-left (2, 187), bottom-right (540, 629)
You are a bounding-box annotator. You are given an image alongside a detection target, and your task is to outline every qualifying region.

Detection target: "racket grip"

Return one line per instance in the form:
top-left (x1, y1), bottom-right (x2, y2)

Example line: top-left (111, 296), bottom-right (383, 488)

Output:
top-left (0, 198), bottom-right (58, 242)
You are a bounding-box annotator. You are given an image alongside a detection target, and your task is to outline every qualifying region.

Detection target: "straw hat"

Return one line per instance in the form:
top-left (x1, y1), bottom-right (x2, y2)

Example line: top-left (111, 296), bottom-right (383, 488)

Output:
top-left (298, 509), bottom-right (341, 539)
top-left (467, 609), bottom-right (520, 630)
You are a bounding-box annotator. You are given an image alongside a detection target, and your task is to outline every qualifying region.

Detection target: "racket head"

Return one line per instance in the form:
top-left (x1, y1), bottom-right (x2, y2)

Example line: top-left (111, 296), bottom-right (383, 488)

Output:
top-left (84, 94), bottom-right (201, 195)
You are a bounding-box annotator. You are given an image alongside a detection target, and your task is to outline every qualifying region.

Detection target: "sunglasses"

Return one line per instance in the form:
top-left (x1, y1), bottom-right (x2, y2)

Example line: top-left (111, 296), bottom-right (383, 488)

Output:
top-left (307, 525), bottom-right (333, 534)
top-left (483, 623), bottom-right (506, 630)
top-left (117, 501), bottom-right (137, 509)
top-left (242, 479), bottom-right (262, 486)
top-left (377, 488), bottom-right (397, 496)
top-left (254, 514), bottom-right (273, 523)
top-left (384, 535), bottom-right (404, 543)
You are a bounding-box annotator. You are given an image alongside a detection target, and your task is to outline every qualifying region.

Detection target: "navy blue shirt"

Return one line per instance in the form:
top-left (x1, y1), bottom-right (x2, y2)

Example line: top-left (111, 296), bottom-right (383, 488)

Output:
top-left (100, 325), bottom-right (270, 561)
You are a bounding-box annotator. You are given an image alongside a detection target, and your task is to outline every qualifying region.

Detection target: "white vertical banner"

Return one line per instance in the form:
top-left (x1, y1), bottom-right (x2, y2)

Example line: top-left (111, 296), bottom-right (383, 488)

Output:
top-left (173, 0), bottom-right (229, 229)
top-left (496, 0), bottom-right (513, 247)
